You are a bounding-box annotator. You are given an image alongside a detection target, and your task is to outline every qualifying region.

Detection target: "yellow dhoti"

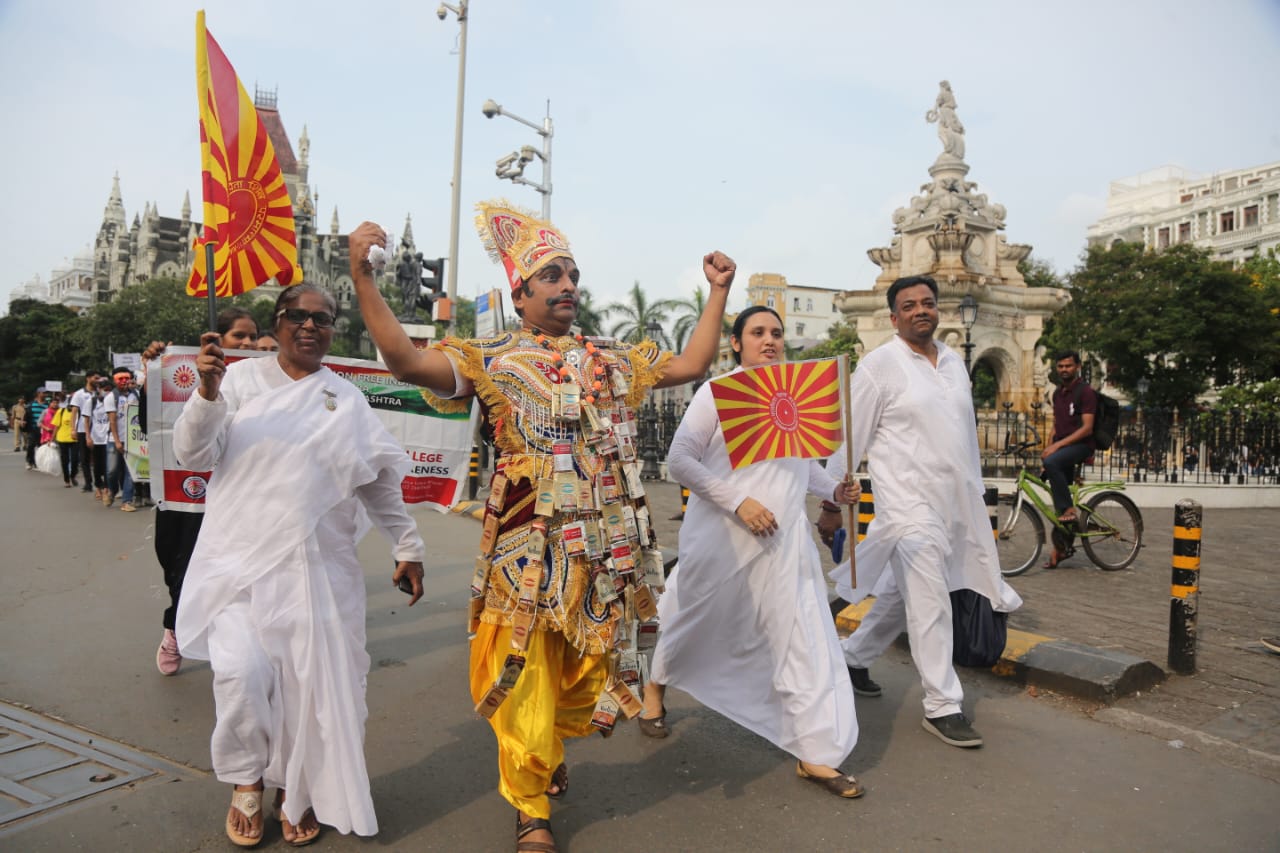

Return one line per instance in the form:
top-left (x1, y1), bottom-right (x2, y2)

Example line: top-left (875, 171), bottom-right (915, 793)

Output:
top-left (469, 622), bottom-right (608, 818)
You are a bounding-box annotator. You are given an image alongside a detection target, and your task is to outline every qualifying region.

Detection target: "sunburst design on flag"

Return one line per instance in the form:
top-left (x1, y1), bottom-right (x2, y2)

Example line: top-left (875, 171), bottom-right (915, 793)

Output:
top-left (187, 11), bottom-right (302, 297)
top-left (710, 358), bottom-right (842, 470)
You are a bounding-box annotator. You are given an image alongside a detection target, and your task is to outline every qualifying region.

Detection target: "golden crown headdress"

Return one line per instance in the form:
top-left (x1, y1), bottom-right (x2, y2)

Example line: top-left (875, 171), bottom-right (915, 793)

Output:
top-left (474, 200), bottom-right (573, 292)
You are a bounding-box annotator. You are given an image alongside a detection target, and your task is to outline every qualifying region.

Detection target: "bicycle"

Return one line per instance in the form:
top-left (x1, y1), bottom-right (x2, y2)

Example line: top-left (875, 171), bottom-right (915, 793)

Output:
top-left (995, 439), bottom-right (1144, 576)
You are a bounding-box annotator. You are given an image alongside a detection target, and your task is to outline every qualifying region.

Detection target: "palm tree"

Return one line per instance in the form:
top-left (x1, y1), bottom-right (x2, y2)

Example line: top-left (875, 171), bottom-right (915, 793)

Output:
top-left (573, 286), bottom-right (606, 337)
top-left (605, 281), bottom-right (677, 346)
top-left (668, 286), bottom-right (708, 353)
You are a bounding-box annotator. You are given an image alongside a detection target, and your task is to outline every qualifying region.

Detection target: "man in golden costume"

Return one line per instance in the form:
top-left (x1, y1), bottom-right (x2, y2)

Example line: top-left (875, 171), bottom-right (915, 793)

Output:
top-left (349, 203), bottom-right (735, 851)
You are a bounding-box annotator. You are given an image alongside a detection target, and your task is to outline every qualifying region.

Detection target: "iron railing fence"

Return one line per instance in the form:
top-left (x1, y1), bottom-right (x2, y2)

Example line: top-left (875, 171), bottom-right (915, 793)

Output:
top-left (637, 399), bottom-right (1280, 486)
top-left (978, 405), bottom-right (1280, 485)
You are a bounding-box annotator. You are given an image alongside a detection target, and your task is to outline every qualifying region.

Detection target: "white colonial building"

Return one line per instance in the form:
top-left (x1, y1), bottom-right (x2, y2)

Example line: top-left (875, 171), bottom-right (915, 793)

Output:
top-left (1087, 161), bottom-right (1280, 264)
top-left (745, 273), bottom-right (844, 350)
top-left (48, 247), bottom-right (95, 313)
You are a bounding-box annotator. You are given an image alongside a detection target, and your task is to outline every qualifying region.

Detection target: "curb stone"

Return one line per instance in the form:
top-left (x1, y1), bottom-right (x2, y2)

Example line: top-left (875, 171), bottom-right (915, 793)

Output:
top-left (835, 599), bottom-right (1166, 703)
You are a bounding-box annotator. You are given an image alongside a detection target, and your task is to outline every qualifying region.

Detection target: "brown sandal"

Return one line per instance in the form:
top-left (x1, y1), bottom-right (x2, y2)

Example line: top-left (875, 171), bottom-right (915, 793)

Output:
top-left (545, 762), bottom-right (568, 799)
top-left (516, 813), bottom-right (558, 852)
top-left (637, 706), bottom-right (669, 739)
top-left (796, 761), bottom-right (865, 799)
top-left (1043, 549), bottom-right (1066, 569)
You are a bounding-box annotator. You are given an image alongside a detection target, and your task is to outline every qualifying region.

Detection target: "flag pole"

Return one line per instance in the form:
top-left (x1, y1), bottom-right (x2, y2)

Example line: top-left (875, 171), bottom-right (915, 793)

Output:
top-left (838, 353), bottom-right (856, 589)
top-left (204, 241), bottom-right (218, 333)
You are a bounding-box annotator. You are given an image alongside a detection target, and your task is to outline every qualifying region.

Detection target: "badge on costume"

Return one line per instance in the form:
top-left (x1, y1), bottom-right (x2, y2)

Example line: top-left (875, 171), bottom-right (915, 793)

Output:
top-left (632, 583), bottom-right (659, 622)
top-left (487, 473), bottom-right (509, 513)
top-left (322, 388), bottom-right (337, 411)
top-left (474, 685), bottom-right (510, 718)
top-left (606, 679), bottom-right (643, 719)
top-left (534, 478), bottom-right (556, 517)
top-left (496, 653), bottom-right (526, 690)
top-left (479, 513), bottom-right (500, 556)
top-left (590, 691), bottom-right (620, 733)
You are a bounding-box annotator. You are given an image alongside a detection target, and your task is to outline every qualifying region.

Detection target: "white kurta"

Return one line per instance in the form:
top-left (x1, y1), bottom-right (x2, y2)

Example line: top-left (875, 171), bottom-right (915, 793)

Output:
top-left (173, 356), bottom-right (424, 837)
top-left (651, 375), bottom-right (858, 768)
top-left (828, 336), bottom-right (1021, 613)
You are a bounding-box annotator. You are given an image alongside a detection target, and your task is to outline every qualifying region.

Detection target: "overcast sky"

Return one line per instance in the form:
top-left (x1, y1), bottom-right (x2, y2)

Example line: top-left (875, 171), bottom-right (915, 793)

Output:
top-left (3, 0), bottom-right (1279, 317)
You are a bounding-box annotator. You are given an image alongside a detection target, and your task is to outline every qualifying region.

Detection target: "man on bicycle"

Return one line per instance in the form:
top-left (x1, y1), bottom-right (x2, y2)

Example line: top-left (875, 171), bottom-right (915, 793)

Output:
top-left (1044, 351), bottom-right (1096, 529)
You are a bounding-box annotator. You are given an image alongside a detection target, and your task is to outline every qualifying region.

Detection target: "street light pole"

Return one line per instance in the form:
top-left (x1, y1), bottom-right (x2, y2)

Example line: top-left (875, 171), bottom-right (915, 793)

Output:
top-left (439, 0), bottom-right (469, 312)
top-left (482, 99), bottom-right (553, 219)
top-left (959, 293), bottom-right (978, 380)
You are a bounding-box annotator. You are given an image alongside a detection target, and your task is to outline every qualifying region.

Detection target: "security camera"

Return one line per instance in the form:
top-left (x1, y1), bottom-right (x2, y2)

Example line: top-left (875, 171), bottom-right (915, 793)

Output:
top-left (519, 145), bottom-right (537, 164)
top-left (436, 5), bottom-right (448, 20)
top-left (481, 99), bottom-right (500, 119)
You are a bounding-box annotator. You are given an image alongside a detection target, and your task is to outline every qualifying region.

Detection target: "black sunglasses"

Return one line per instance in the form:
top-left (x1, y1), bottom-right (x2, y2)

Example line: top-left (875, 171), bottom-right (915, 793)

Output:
top-left (276, 308), bottom-right (336, 328)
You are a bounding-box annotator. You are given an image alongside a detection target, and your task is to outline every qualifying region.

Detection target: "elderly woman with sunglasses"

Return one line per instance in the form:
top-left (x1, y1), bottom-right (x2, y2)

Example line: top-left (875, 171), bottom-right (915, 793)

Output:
top-left (174, 284), bottom-right (426, 847)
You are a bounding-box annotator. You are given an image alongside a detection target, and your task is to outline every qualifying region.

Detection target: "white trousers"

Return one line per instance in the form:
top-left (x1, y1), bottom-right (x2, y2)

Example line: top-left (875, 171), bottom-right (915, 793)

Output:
top-left (207, 597), bottom-right (283, 787)
top-left (841, 535), bottom-right (963, 718)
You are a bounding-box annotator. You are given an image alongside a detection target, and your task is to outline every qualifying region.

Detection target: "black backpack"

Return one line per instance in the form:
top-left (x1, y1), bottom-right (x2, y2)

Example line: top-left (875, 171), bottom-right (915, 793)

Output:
top-left (1073, 383), bottom-right (1120, 451)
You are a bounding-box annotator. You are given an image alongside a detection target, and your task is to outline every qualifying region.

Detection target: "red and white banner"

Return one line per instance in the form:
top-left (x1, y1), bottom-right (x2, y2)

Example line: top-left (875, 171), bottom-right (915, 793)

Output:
top-left (147, 348), bottom-right (477, 513)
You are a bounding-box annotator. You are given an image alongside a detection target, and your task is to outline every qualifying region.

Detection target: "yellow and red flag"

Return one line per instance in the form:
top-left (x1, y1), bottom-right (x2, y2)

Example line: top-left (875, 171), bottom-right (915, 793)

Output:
top-left (710, 358), bottom-right (843, 470)
top-left (187, 11), bottom-right (302, 297)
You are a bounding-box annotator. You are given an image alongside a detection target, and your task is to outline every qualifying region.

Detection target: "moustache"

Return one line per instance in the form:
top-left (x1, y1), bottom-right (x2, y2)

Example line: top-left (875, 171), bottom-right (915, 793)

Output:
top-left (546, 295), bottom-right (579, 308)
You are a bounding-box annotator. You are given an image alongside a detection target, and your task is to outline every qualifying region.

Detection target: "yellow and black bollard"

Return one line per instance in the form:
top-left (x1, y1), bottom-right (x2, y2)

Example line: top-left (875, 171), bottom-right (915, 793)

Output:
top-left (1168, 499), bottom-right (1203, 675)
top-left (984, 486), bottom-right (999, 542)
top-left (671, 485), bottom-right (690, 522)
top-left (467, 445), bottom-right (480, 500)
top-left (856, 478), bottom-right (874, 543)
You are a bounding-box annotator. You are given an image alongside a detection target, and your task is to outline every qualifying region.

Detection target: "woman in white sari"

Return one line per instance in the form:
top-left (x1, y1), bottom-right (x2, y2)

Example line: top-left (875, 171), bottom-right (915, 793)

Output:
top-left (174, 284), bottom-right (426, 847)
top-left (640, 306), bottom-right (863, 798)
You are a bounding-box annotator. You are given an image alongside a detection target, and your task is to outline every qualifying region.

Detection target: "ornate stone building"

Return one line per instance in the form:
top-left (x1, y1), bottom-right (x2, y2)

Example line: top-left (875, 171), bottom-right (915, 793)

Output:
top-left (836, 81), bottom-right (1069, 409)
top-left (1086, 161), bottom-right (1280, 264)
top-left (90, 90), bottom-right (422, 318)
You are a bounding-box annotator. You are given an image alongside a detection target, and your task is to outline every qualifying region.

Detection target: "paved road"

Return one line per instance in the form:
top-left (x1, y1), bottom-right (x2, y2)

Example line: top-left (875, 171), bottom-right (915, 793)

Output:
top-left (1, 453), bottom-right (1276, 850)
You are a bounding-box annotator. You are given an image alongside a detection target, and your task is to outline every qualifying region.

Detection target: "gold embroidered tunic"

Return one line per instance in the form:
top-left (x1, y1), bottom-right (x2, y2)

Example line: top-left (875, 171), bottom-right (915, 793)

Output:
top-left (423, 330), bottom-right (670, 654)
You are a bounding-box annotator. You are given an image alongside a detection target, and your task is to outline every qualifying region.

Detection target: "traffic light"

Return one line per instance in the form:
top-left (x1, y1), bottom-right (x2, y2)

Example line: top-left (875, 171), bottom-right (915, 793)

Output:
top-left (416, 257), bottom-right (445, 312)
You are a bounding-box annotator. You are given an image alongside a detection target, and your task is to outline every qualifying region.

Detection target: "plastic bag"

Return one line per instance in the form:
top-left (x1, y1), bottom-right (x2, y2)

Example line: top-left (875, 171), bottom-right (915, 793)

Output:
top-left (35, 441), bottom-right (60, 477)
top-left (950, 589), bottom-right (1008, 667)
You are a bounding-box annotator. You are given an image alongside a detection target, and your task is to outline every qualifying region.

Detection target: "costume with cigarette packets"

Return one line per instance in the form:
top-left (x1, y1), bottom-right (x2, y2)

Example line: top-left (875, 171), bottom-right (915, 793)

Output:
top-left (424, 202), bottom-right (671, 819)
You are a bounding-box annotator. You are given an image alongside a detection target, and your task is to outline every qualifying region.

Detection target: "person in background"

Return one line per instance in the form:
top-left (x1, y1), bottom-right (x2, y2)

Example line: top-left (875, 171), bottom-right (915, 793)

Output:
top-left (70, 372), bottom-right (100, 493)
top-left (86, 378), bottom-right (113, 500)
top-left (143, 306), bottom-right (260, 676)
top-left (255, 331), bottom-right (279, 352)
top-left (52, 393), bottom-right (79, 487)
top-left (39, 393), bottom-right (61, 446)
top-left (10, 396), bottom-right (25, 452)
top-left (25, 389), bottom-right (48, 471)
top-left (108, 367), bottom-right (139, 511)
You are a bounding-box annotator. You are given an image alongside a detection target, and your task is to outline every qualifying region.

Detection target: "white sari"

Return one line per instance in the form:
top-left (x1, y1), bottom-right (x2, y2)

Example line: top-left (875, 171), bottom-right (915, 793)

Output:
top-left (174, 356), bottom-right (422, 836)
top-left (651, 375), bottom-right (858, 768)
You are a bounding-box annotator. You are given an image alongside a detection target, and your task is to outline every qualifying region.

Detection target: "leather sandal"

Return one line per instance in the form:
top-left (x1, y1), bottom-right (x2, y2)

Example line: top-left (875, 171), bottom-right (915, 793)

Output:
top-left (1043, 549), bottom-right (1066, 569)
top-left (796, 761), bottom-right (865, 799)
top-left (225, 788), bottom-right (264, 848)
top-left (274, 791), bottom-right (321, 847)
top-left (546, 762), bottom-right (568, 799)
top-left (516, 812), bottom-right (558, 852)
top-left (637, 706), bottom-right (669, 739)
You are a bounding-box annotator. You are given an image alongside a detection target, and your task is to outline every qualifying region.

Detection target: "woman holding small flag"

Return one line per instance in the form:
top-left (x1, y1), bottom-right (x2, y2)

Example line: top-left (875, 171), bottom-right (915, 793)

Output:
top-left (641, 305), bottom-right (864, 798)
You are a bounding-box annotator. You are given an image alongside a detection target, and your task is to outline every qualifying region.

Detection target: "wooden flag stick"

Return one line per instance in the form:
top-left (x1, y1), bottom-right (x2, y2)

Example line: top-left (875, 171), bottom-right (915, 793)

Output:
top-left (204, 241), bottom-right (218, 334)
top-left (838, 354), bottom-right (856, 589)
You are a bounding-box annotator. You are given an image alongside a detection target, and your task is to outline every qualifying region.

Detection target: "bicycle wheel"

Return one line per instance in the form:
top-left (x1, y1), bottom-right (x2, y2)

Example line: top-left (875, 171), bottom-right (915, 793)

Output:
top-left (1080, 491), bottom-right (1143, 570)
top-left (996, 496), bottom-right (1044, 577)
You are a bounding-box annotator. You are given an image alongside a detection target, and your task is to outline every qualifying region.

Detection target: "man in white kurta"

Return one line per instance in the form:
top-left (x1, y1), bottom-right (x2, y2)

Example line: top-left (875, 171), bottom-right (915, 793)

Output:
top-left (825, 276), bottom-right (1020, 749)
top-left (174, 352), bottom-right (425, 836)
top-left (651, 375), bottom-right (858, 772)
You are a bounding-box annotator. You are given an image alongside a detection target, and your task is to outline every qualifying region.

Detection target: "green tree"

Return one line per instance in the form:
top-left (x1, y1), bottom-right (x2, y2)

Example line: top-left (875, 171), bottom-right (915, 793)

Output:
top-left (451, 296), bottom-right (477, 339)
top-left (668, 286), bottom-right (708, 353)
top-left (800, 319), bottom-right (861, 366)
top-left (1018, 255), bottom-right (1065, 288)
top-left (1041, 242), bottom-right (1280, 410)
top-left (0, 298), bottom-right (81, 404)
top-left (573, 287), bottom-right (606, 337)
top-left (82, 277), bottom-right (207, 360)
top-left (605, 281), bottom-right (676, 345)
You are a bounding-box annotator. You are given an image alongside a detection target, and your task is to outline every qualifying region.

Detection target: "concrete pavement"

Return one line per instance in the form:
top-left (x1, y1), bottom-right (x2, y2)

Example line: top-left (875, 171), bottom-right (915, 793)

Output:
top-left (1, 453), bottom-right (1276, 849)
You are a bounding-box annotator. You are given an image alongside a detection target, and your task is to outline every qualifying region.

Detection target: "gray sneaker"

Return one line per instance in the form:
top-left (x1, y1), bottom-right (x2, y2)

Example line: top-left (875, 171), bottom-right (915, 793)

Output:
top-left (922, 713), bottom-right (984, 748)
